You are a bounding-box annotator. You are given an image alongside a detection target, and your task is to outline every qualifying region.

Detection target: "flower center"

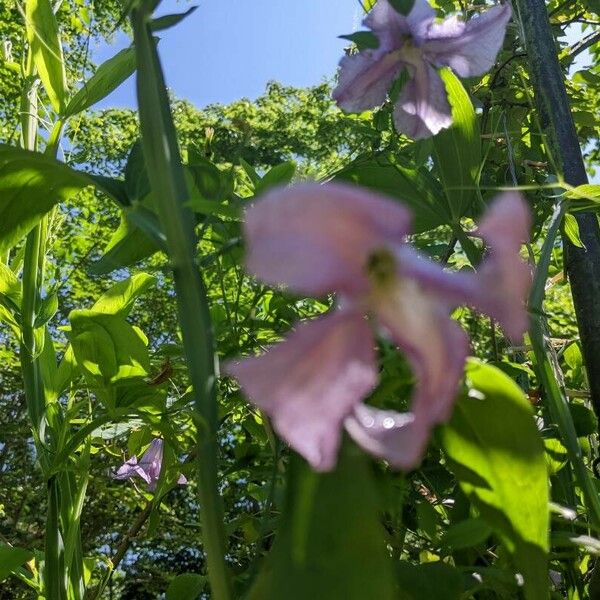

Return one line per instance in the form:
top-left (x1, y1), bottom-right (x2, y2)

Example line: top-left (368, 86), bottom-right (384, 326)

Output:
top-left (366, 247), bottom-right (397, 288)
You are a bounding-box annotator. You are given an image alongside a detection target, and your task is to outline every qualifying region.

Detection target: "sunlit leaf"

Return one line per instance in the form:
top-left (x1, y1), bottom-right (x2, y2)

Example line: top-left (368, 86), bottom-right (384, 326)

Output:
top-left (439, 360), bottom-right (549, 600)
top-left (432, 69), bottom-right (481, 221)
top-left (62, 46), bottom-right (137, 118)
top-left (26, 0), bottom-right (67, 112)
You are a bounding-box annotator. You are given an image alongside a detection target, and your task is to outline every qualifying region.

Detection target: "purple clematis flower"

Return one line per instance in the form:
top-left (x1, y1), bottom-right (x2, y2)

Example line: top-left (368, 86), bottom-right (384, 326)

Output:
top-left (333, 0), bottom-right (512, 139)
top-left (226, 183), bottom-right (531, 472)
top-left (114, 438), bottom-right (187, 491)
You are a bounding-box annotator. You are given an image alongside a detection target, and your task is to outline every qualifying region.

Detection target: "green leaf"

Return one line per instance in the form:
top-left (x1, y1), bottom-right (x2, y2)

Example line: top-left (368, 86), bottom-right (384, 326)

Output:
top-left (62, 46), bottom-right (136, 118)
top-left (0, 145), bottom-right (120, 254)
top-left (248, 442), bottom-right (395, 599)
top-left (335, 153), bottom-right (450, 232)
top-left (396, 562), bottom-right (462, 600)
top-left (25, 0), bottom-right (67, 113)
top-left (438, 518), bottom-right (492, 552)
top-left (0, 262), bottom-right (21, 315)
top-left (34, 291), bottom-right (58, 328)
top-left (432, 69), bottom-right (481, 221)
top-left (389, 0), bottom-right (416, 15)
top-left (166, 573), bottom-right (206, 600)
top-left (151, 6), bottom-right (198, 31)
top-left (339, 31), bottom-right (380, 50)
top-left (255, 161), bottom-right (296, 195)
top-left (565, 183), bottom-right (600, 211)
top-left (439, 360), bottom-right (549, 600)
top-left (0, 545), bottom-right (34, 582)
top-left (239, 158), bottom-right (260, 188)
top-left (69, 310), bottom-right (150, 397)
top-left (569, 402), bottom-right (598, 437)
top-left (89, 201), bottom-right (163, 276)
top-left (91, 273), bottom-right (156, 316)
top-left (563, 213), bottom-right (585, 248)
top-left (125, 141), bottom-right (152, 203)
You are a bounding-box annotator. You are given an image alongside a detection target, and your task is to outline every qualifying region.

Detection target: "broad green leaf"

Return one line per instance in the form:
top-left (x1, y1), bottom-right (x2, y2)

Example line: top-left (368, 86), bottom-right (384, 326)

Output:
top-left (255, 160), bottom-right (296, 195)
top-left (566, 183), bottom-right (600, 211)
top-left (0, 145), bottom-right (119, 254)
top-left (439, 360), bottom-right (549, 600)
top-left (91, 273), bottom-right (156, 316)
top-left (432, 69), bottom-right (481, 221)
top-left (0, 545), bottom-right (34, 582)
top-left (335, 153), bottom-right (449, 232)
top-left (26, 0), bottom-right (67, 113)
top-left (166, 573), bottom-right (206, 600)
top-left (62, 46), bottom-right (136, 118)
top-left (438, 518), bottom-right (492, 552)
top-left (69, 310), bottom-right (150, 398)
top-left (396, 562), bottom-right (462, 600)
top-left (248, 443), bottom-right (394, 600)
top-left (563, 213), bottom-right (585, 248)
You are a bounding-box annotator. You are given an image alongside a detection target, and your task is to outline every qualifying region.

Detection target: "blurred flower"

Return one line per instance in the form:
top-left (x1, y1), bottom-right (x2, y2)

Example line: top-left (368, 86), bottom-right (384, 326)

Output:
top-left (114, 438), bottom-right (187, 491)
top-left (226, 183), bottom-right (530, 472)
top-left (333, 0), bottom-right (512, 138)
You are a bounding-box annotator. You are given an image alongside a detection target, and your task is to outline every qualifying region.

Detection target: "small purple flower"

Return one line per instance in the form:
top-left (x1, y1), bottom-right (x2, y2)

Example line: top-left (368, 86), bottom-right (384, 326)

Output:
top-left (114, 438), bottom-right (187, 491)
top-left (333, 0), bottom-right (512, 139)
top-left (226, 183), bottom-right (531, 472)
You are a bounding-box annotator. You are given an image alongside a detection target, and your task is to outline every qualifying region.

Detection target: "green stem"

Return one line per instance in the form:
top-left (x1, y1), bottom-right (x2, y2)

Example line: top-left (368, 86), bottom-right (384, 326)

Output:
top-left (130, 5), bottom-right (231, 599)
top-left (514, 0), bottom-right (600, 428)
top-left (528, 202), bottom-right (600, 528)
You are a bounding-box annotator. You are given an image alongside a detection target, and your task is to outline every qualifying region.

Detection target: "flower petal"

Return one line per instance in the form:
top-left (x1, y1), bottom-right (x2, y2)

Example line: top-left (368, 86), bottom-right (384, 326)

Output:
top-left (244, 182), bottom-right (412, 297)
top-left (345, 405), bottom-right (425, 470)
top-left (333, 49), bottom-right (404, 113)
top-left (405, 0), bottom-right (437, 44)
top-left (471, 192), bottom-right (532, 339)
top-left (424, 4), bottom-right (512, 77)
top-left (349, 281), bottom-right (469, 470)
top-left (114, 457), bottom-right (153, 485)
top-left (138, 438), bottom-right (164, 482)
top-left (397, 193), bottom-right (531, 339)
top-left (393, 59), bottom-right (452, 139)
top-left (225, 309), bottom-right (378, 472)
top-left (364, 0), bottom-right (412, 42)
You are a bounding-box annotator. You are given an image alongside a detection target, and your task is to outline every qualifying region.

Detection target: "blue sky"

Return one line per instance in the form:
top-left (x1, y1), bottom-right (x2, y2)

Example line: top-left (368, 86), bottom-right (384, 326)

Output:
top-left (92, 0), bottom-right (362, 109)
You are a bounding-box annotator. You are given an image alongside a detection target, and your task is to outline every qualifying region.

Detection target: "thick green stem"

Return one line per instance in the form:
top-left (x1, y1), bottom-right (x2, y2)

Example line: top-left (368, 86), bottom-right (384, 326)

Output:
top-left (529, 202), bottom-right (600, 528)
top-left (18, 54), bottom-right (69, 600)
top-left (514, 0), bottom-right (600, 426)
top-left (130, 6), bottom-right (231, 599)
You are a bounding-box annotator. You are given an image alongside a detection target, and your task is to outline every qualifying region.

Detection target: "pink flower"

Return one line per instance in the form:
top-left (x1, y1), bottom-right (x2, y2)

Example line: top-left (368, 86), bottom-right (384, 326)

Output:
top-left (114, 438), bottom-right (188, 491)
top-left (226, 183), bottom-right (531, 472)
top-left (333, 0), bottom-right (512, 139)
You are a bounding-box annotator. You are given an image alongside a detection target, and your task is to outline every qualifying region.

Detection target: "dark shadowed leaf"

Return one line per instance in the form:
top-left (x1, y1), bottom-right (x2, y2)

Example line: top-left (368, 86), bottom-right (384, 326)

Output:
top-left (0, 145), bottom-right (120, 253)
top-left (396, 561), bottom-right (462, 599)
top-left (0, 545), bottom-right (34, 582)
top-left (166, 573), bottom-right (205, 600)
top-left (335, 153), bottom-right (450, 232)
top-left (248, 442), bottom-right (395, 599)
